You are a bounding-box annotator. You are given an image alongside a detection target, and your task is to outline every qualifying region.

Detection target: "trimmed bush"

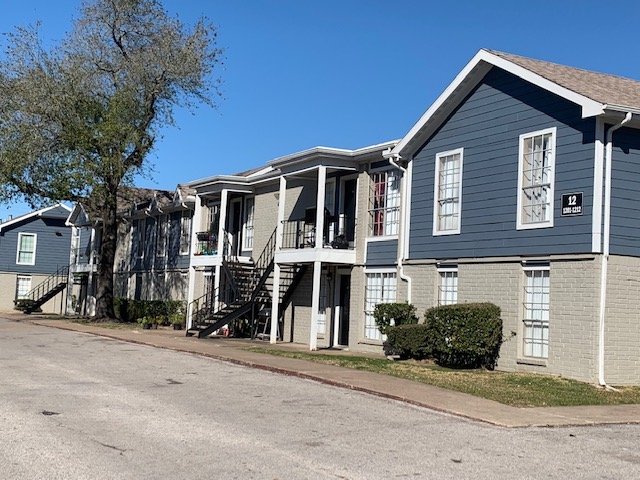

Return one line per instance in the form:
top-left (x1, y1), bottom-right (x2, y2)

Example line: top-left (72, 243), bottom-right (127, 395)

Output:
top-left (424, 303), bottom-right (503, 369)
top-left (113, 298), bottom-right (186, 323)
top-left (384, 324), bottom-right (432, 359)
top-left (373, 302), bottom-right (419, 334)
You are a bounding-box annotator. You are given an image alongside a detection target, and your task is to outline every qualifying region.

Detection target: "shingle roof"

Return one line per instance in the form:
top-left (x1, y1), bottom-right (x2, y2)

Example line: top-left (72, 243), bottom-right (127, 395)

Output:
top-left (487, 49), bottom-right (640, 110)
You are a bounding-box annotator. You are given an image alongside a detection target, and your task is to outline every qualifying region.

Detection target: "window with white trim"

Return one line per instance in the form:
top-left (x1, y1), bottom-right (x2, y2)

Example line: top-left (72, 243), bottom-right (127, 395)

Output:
top-left (434, 148), bottom-right (463, 235)
top-left (179, 211), bottom-right (192, 255)
top-left (317, 273), bottom-right (328, 336)
top-left (242, 197), bottom-right (255, 251)
top-left (369, 170), bottom-right (400, 237)
top-left (16, 233), bottom-right (37, 265)
top-left (16, 275), bottom-right (32, 299)
top-left (156, 215), bottom-right (168, 257)
top-left (517, 128), bottom-right (556, 229)
top-left (438, 266), bottom-right (458, 305)
top-left (522, 266), bottom-right (550, 358)
top-left (364, 271), bottom-right (397, 340)
top-left (135, 219), bottom-right (145, 258)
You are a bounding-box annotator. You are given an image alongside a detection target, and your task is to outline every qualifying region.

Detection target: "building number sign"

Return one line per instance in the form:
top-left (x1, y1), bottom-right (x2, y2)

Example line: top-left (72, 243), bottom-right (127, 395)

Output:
top-left (561, 192), bottom-right (583, 216)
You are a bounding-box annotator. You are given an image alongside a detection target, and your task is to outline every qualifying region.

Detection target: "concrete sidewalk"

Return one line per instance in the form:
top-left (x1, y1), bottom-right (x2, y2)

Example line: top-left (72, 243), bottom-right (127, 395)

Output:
top-left (8, 313), bottom-right (640, 428)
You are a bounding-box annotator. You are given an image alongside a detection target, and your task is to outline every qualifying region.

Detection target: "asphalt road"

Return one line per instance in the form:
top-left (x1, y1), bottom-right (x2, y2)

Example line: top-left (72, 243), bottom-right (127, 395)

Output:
top-left (1, 318), bottom-right (639, 479)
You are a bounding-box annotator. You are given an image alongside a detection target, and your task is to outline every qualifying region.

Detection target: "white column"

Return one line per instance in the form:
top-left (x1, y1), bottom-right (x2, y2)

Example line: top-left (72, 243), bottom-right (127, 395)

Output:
top-left (86, 227), bottom-right (96, 316)
top-left (309, 260), bottom-right (321, 350)
top-left (186, 266), bottom-right (196, 329)
top-left (315, 166), bottom-right (326, 249)
top-left (218, 190), bottom-right (229, 256)
top-left (269, 262), bottom-right (281, 343)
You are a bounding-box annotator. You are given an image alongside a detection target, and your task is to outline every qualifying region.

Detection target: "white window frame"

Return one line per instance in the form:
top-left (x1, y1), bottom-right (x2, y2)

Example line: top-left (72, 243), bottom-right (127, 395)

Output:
top-left (364, 269), bottom-right (397, 341)
top-left (16, 233), bottom-right (37, 266)
top-left (433, 148), bottom-right (463, 235)
top-left (437, 265), bottom-right (458, 305)
top-left (242, 196), bottom-right (255, 251)
top-left (16, 275), bottom-right (32, 299)
top-left (368, 169), bottom-right (400, 238)
top-left (179, 211), bottom-right (192, 256)
top-left (517, 127), bottom-right (556, 230)
top-left (156, 215), bottom-right (168, 257)
top-left (522, 264), bottom-right (550, 359)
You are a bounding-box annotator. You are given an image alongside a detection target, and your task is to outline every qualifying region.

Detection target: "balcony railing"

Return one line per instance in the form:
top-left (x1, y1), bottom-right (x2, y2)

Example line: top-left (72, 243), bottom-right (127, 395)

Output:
top-left (281, 214), bottom-right (352, 250)
top-left (194, 231), bottom-right (218, 256)
top-left (71, 247), bottom-right (98, 265)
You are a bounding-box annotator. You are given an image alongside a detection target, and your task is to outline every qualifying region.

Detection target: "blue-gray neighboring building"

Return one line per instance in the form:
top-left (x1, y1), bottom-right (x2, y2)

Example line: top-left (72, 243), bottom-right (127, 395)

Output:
top-left (384, 49), bottom-right (640, 385)
top-left (0, 204), bottom-right (72, 312)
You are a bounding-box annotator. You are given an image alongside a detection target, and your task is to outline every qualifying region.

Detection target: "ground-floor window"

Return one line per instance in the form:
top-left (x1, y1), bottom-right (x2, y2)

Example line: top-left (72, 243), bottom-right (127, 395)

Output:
top-left (16, 275), bottom-right (32, 299)
top-left (438, 266), bottom-right (458, 305)
top-left (523, 266), bottom-right (550, 358)
top-left (364, 271), bottom-right (397, 341)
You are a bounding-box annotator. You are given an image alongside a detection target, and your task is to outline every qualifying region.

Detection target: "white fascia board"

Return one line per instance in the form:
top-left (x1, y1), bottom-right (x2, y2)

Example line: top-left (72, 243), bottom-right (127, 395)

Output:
top-left (0, 203), bottom-right (71, 232)
top-left (391, 49), bottom-right (605, 157)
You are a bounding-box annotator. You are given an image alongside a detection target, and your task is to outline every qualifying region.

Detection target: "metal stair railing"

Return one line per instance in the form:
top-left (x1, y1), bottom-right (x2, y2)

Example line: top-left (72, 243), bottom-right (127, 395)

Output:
top-left (17, 265), bottom-right (69, 312)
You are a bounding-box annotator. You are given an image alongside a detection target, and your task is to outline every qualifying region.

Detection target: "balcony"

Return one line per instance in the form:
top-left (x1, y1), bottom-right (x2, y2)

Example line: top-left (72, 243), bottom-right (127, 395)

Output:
top-left (194, 231), bottom-right (218, 256)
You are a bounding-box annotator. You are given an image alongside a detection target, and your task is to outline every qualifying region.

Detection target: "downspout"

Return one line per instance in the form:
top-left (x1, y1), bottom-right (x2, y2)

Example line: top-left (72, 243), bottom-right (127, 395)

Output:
top-left (385, 149), bottom-right (412, 303)
top-left (599, 111), bottom-right (632, 387)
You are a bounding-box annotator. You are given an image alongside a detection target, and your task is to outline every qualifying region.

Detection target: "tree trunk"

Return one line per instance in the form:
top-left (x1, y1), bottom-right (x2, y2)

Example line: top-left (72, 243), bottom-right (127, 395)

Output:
top-left (94, 202), bottom-right (117, 320)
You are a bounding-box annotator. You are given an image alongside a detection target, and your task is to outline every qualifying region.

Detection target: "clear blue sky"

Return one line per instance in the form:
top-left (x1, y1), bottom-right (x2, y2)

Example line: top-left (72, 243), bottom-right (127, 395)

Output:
top-left (2, 0), bottom-right (640, 219)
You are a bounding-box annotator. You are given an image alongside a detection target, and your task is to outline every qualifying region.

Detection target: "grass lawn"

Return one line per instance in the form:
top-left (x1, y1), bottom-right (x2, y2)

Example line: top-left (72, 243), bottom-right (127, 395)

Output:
top-left (72, 319), bottom-right (143, 331)
top-left (246, 347), bottom-right (640, 408)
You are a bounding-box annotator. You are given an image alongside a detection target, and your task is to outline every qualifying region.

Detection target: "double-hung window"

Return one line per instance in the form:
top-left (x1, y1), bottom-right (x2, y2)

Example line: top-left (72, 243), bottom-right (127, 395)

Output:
top-left (438, 265), bottom-right (458, 305)
top-left (16, 233), bottom-right (37, 265)
top-left (433, 148), bottom-right (463, 235)
top-left (517, 128), bottom-right (556, 229)
top-left (522, 265), bottom-right (550, 358)
top-left (16, 275), bottom-right (32, 299)
top-left (369, 170), bottom-right (400, 237)
top-left (364, 271), bottom-right (397, 340)
top-left (242, 197), bottom-right (255, 251)
top-left (179, 211), bottom-right (192, 255)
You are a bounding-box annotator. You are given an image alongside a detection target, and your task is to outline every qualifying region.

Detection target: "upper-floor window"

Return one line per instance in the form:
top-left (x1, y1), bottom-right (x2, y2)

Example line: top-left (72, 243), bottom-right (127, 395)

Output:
top-left (179, 210), bottom-right (192, 256)
top-left (135, 219), bottom-right (145, 258)
top-left (156, 215), bottom-right (168, 257)
top-left (433, 148), bottom-right (463, 235)
top-left (369, 170), bottom-right (400, 237)
top-left (242, 197), bottom-right (255, 251)
top-left (16, 233), bottom-right (37, 265)
top-left (206, 201), bottom-right (220, 234)
top-left (438, 265), bottom-right (458, 305)
top-left (517, 128), bottom-right (556, 229)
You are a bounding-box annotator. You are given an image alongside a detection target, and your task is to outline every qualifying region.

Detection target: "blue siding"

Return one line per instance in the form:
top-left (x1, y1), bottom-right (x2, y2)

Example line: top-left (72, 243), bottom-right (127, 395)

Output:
top-left (610, 127), bottom-right (640, 256)
top-left (366, 239), bottom-right (398, 266)
top-left (0, 217), bottom-right (71, 274)
top-left (409, 67), bottom-right (596, 260)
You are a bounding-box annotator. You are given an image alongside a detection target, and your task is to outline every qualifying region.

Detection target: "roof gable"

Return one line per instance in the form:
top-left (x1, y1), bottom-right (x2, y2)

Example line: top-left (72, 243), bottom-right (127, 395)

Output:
top-left (391, 49), bottom-right (640, 158)
top-left (0, 203), bottom-right (71, 232)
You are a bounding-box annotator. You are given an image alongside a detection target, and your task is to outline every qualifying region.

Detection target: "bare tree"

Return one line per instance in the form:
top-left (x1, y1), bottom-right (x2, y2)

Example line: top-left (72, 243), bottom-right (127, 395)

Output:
top-left (0, 0), bottom-right (222, 319)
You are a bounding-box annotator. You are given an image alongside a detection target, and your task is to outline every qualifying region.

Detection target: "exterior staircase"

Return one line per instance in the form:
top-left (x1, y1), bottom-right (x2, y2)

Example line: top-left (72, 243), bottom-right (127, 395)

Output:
top-left (186, 229), bottom-right (305, 339)
top-left (17, 265), bottom-right (69, 314)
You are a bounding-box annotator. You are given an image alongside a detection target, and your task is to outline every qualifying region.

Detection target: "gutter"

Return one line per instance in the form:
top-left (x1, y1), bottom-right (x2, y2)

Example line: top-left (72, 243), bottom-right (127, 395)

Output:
top-left (598, 112), bottom-right (632, 387)
top-left (384, 149), bottom-right (412, 303)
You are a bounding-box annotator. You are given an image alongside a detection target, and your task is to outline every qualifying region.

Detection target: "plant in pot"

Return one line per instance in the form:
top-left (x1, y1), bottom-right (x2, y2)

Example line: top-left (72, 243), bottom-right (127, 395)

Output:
top-left (169, 312), bottom-right (186, 330)
top-left (138, 316), bottom-right (153, 330)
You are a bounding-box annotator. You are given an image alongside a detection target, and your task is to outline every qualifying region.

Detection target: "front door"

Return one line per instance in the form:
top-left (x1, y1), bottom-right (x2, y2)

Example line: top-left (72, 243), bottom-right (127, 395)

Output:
top-left (337, 274), bottom-right (350, 346)
top-left (228, 198), bottom-right (243, 256)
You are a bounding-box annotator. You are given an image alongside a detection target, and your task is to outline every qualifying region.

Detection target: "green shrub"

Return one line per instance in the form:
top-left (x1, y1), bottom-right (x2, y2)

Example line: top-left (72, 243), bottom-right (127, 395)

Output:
top-left (114, 298), bottom-right (186, 323)
top-left (384, 324), bottom-right (432, 359)
top-left (373, 303), bottom-right (419, 334)
top-left (424, 303), bottom-right (503, 369)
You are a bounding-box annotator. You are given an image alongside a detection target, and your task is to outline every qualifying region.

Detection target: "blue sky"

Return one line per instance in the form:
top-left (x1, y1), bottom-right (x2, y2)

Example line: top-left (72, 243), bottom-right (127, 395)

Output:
top-left (1, 0), bottom-right (640, 219)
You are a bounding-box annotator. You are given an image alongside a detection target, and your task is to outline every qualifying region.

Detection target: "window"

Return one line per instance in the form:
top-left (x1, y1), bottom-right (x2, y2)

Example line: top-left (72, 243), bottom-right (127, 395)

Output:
top-left (517, 128), bottom-right (556, 229)
top-left (16, 275), bottom-right (32, 299)
top-left (523, 266), bottom-right (550, 358)
top-left (206, 201), bottom-right (220, 234)
top-left (317, 273), bottom-right (328, 336)
top-left (135, 219), bottom-right (145, 258)
top-left (16, 233), bottom-right (37, 265)
top-left (180, 211), bottom-right (192, 255)
top-left (364, 271), bottom-right (397, 340)
top-left (156, 215), bottom-right (168, 257)
top-left (369, 170), bottom-right (400, 237)
top-left (438, 266), bottom-right (458, 305)
top-left (433, 148), bottom-right (463, 235)
top-left (242, 197), bottom-right (255, 251)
